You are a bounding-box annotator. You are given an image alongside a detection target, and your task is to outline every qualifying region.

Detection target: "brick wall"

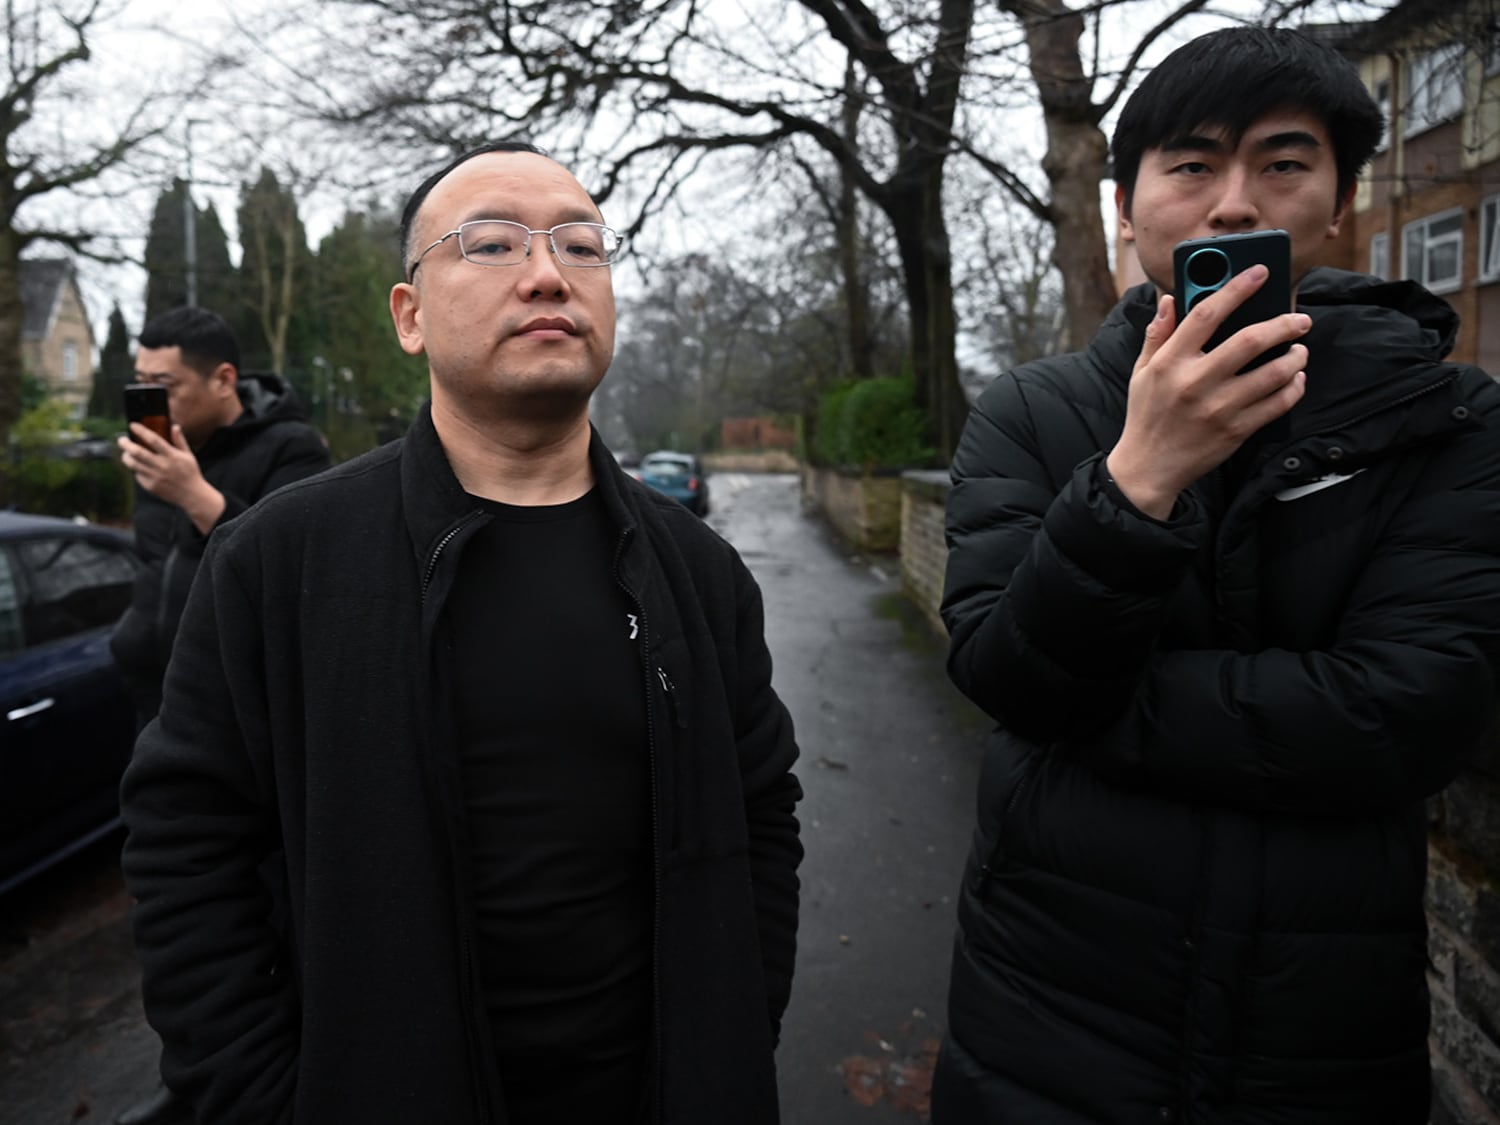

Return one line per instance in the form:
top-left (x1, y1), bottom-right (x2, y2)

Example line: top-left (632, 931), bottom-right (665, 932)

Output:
top-left (899, 471), bottom-right (950, 636)
top-left (1428, 719), bottom-right (1500, 1125)
top-left (801, 466), bottom-right (903, 552)
top-left (721, 416), bottom-right (797, 450)
top-left (894, 469), bottom-right (1500, 1122)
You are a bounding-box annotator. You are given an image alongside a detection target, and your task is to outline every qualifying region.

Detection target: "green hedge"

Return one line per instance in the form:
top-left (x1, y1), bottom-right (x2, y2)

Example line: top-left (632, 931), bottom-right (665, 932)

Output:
top-left (813, 375), bottom-right (933, 471)
top-left (3, 401), bottom-right (133, 523)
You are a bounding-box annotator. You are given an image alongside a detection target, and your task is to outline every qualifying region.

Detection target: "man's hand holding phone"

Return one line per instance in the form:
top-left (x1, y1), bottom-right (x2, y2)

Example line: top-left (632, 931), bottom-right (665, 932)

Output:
top-left (1105, 261), bottom-right (1311, 520)
top-left (117, 422), bottom-right (228, 536)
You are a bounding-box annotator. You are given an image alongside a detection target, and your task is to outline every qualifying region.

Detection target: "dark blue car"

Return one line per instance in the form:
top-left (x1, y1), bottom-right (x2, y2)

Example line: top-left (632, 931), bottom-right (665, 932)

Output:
top-left (637, 451), bottom-right (710, 516)
top-left (0, 512), bottom-right (138, 895)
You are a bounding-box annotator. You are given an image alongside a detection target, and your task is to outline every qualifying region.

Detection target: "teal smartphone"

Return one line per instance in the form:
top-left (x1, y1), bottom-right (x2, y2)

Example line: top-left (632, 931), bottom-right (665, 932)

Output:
top-left (1172, 229), bottom-right (1292, 372)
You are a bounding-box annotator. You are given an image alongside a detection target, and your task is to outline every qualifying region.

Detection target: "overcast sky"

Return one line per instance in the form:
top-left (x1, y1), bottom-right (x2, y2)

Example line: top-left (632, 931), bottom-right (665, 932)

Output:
top-left (25, 0), bottom-right (1393, 357)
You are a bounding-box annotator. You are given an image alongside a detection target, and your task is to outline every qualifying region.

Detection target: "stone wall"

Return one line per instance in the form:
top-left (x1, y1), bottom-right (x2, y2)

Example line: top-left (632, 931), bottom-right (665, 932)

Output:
top-left (890, 469), bottom-right (1500, 1123)
top-left (703, 449), bottom-right (800, 473)
top-left (899, 471), bottom-right (950, 637)
top-left (1428, 721), bottom-right (1500, 1125)
top-left (800, 466), bottom-right (904, 552)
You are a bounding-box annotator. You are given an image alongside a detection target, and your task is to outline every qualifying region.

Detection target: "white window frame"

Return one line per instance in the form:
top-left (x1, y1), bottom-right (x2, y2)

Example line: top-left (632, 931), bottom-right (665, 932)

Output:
top-left (1374, 77), bottom-right (1391, 152)
top-left (1370, 231), bottom-right (1390, 280)
top-left (1481, 194), bottom-right (1500, 284)
top-left (62, 341), bottom-right (78, 381)
top-left (1402, 207), bottom-right (1465, 294)
top-left (1404, 42), bottom-right (1464, 137)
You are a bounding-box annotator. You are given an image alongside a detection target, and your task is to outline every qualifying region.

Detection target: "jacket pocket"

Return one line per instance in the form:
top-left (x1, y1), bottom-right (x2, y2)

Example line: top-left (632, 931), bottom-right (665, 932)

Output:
top-left (973, 749), bottom-right (1041, 898)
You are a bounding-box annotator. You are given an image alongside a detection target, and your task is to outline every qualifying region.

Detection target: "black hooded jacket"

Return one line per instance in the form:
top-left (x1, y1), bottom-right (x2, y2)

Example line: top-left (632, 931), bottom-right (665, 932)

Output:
top-left (119, 405), bottom-right (803, 1125)
top-left (935, 270), bottom-right (1500, 1123)
top-left (109, 372), bottom-right (329, 696)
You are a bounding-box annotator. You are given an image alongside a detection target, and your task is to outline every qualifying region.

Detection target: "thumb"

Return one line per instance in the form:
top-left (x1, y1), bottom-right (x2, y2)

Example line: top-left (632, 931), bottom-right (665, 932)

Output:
top-left (170, 423), bottom-right (191, 451)
top-left (1135, 293), bottom-right (1176, 371)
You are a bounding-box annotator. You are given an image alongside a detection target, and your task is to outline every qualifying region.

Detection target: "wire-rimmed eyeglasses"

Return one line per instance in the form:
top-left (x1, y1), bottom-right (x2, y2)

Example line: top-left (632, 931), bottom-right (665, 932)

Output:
top-left (406, 220), bottom-right (623, 281)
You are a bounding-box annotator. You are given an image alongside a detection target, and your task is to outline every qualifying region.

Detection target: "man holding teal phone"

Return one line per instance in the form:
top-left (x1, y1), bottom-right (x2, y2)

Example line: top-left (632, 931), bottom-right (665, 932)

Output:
top-left (934, 26), bottom-right (1500, 1124)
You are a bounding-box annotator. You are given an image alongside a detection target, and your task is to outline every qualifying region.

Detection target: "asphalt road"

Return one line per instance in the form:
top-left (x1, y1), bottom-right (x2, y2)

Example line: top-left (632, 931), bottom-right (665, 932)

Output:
top-left (0, 471), bottom-right (988, 1125)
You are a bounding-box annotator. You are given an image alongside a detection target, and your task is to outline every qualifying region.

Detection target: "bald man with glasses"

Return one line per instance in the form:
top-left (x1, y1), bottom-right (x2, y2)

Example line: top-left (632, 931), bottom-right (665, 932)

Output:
top-left (120, 142), bottom-right (803, 1125)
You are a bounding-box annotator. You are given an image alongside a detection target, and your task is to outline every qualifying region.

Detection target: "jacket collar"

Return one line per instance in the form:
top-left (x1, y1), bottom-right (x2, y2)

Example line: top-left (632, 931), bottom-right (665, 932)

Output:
top-left (1093, 270), bottom-right (1468, 443)
top-left (397, 401), bottom-right (645, 572)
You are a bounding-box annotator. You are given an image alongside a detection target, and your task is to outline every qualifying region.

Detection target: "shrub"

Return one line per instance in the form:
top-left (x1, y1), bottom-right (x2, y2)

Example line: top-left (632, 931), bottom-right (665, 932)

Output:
top-left (812, 375), bottom-right (934, 471)
top-left (2, 401), bottom-right (132, 523)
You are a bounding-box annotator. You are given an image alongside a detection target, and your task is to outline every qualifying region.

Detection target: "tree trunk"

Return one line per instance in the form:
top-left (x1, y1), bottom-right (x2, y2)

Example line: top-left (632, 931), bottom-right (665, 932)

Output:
top-left (887, 179), bottom-right (970, 462)
top-left (840, 61), bottom-right (874, 381)
top-left (1010, 0), bottom-right (1119, 349)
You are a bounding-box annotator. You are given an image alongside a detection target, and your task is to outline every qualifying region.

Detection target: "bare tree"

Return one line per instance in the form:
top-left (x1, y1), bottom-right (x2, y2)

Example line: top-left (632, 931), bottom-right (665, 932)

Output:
top-left (265, 0), bottom-right (1383, 456)
top-left (0, 0), bottom-right (177, 440)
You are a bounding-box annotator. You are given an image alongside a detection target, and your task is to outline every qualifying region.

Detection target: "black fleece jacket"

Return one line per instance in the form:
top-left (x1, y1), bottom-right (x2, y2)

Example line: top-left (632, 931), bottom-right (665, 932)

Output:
top-left (120, 405), bottom-right (802, 1125)
top-left (935, 270), bottom-right (1500, 1124)
top-left (109, 372), bottom-right (329, 697)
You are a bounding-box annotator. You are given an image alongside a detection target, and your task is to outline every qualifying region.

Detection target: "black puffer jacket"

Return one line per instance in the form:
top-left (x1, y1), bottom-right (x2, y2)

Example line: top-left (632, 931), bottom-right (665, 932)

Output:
top-left (935, 270), bottom-right (1500, 1124)
top-left (109, 372), bottom-right (328, 697)
top-left (120, 405), bottom-right (802, 1125)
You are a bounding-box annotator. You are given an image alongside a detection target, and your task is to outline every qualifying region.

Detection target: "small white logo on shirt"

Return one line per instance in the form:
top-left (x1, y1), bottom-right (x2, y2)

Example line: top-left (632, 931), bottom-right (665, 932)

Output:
top-left (627, 613), bottom-right (639, 640)
top-left (1274, 469), bottom-right (1366, 502)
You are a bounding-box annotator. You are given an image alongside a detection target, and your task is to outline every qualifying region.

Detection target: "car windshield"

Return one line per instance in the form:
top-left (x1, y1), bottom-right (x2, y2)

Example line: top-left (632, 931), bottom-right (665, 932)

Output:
top-left (642, 456), bottom-right (693, 476)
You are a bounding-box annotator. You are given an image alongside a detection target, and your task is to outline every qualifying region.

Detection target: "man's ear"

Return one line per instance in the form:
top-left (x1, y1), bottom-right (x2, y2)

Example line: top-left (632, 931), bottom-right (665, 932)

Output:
top-left (211, 363), bottom-right (238, 396)
top-left (390, 283), bottom-right (426, 357)
top-left (1115, 184), bottom-right (1135, 242)
top-left (1327, 183), bottom-right (1357, 240)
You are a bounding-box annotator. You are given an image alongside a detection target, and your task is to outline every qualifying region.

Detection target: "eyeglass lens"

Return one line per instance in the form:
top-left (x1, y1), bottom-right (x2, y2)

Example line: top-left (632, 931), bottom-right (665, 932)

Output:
top-left (459, 221), bottom-right (618, 267)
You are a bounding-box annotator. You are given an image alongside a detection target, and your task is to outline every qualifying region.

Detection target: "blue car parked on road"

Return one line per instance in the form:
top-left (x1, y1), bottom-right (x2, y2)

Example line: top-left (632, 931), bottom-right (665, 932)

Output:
top-left (636, 451), bottom-right (710, 516)
top-left (0, 512), bottom-right (139, 895)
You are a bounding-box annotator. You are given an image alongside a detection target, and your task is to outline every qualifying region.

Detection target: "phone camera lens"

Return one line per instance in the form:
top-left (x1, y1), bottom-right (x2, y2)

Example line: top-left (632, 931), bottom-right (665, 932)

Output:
top-left (1186, 247), bottom-right (1231, 290)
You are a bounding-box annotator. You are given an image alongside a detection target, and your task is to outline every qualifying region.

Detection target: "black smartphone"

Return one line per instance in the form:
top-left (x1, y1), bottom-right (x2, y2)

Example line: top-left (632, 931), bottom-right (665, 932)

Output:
top-left (123, 384), bottom-right (171, 443)
top-left (1172, 229), bottom-right (1293, 372)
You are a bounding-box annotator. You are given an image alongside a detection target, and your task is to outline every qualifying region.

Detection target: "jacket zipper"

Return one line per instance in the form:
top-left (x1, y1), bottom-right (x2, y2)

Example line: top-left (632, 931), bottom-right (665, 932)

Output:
top-left (418, 508), bottom-right (498, 1124)
top-left (612, 527), bottom-right (665, 1124)
top-left (420, 511), bottom-right (484, 605)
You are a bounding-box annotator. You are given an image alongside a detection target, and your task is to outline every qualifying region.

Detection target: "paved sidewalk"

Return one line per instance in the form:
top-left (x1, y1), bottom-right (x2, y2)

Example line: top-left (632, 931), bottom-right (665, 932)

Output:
top-left (709, 473), bottom-right (986, 1123)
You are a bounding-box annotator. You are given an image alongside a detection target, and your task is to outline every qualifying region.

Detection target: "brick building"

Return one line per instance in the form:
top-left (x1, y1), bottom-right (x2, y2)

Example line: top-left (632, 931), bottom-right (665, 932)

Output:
top-left (1347, 0), bottom-right (1500, 373)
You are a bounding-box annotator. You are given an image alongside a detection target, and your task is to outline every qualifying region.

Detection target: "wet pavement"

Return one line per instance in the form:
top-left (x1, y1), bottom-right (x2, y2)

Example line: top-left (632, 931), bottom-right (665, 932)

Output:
top-left (705, 473), bottom-right (985, 1123)
top-left (0, 471), bottom-right (987, 1124)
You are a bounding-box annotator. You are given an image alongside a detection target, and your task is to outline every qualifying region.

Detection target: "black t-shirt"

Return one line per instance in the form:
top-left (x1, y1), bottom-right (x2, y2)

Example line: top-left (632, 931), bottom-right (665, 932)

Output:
top-left (446, 489), bottom-right (652, 1124)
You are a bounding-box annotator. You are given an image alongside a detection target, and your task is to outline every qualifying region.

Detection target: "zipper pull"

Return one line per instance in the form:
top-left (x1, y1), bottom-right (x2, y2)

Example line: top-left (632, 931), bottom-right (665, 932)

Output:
top-left (657, 667), bottom-right (688, 729)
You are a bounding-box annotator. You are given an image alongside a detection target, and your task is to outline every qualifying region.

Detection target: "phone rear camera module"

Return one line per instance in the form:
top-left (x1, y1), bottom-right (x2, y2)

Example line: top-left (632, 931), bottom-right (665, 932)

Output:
top-left (1185, 247), bottom-right (1231, 290)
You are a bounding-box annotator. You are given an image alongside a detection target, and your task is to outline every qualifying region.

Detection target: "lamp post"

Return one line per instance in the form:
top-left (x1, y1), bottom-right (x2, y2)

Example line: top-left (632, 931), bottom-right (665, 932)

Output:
top-left (183, 118), bottom-right (208, 306)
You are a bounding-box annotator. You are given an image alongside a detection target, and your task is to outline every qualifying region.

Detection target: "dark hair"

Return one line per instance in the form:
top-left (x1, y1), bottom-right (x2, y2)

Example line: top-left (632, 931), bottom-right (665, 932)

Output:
top-left (1111, 27), bottom-right (1384, 210)
top-left (138, 306), bottom-right (241, 375)
top-left (399, 141), bottom-right (548, 277)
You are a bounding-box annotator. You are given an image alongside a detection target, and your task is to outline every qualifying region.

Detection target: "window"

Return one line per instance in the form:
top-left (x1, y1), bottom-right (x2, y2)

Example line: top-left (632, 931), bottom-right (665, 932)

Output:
top-left (0, 550), bottom-right (22, 657)
top-left (17, 537), bottom-right (136, 645)
top-left (1370, 231), bottom-right (1391, 279)
top-left (1483, 195), bottom-right (1500, 283)
top-left (1405, 43), bottom-right (1464, 136)
top-left (1402, 208), bottom-right (1465, 293)
top-left (61, 341), bottom-right (78, 382)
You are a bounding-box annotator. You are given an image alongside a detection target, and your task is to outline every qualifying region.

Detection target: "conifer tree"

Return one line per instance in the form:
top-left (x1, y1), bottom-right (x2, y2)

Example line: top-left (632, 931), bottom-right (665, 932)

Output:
top-left (88, 304), bottom-right (134, 419)
top-left (142, 179), bottom-right (238, 324)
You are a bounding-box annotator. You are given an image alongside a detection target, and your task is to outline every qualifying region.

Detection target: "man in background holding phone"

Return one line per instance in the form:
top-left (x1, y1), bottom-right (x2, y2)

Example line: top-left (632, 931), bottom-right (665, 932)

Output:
top-left (934, 26), bottom-right (1500, 1124)
top-left (110, 306), bottom-right (328, 1125)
